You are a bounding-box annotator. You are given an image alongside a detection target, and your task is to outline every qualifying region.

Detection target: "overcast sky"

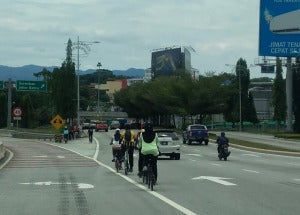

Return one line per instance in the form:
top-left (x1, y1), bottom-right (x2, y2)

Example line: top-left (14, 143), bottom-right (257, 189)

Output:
top-left (0, 0), bottom-right (268, 78)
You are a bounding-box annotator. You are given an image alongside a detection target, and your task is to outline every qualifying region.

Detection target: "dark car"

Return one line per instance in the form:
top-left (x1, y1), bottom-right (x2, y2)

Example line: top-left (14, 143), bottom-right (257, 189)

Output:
top-left (182, 124), bottom-right (209, 145)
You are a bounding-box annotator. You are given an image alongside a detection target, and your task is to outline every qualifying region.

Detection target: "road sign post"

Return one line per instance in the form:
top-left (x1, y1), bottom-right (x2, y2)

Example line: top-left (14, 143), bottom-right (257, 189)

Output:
top-left (0, 81), bottom-right (3, 90)
top-left (16, 80), bottom-right (47, 92)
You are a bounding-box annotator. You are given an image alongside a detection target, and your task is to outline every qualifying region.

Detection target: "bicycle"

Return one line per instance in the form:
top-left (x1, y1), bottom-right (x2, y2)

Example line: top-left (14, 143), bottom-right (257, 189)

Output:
top-left (142, 155), bottom-right (156, 191)
top-left (112, 145), bottom-right (122, 172)
top-left (124, 147), bottom-right (129, 175)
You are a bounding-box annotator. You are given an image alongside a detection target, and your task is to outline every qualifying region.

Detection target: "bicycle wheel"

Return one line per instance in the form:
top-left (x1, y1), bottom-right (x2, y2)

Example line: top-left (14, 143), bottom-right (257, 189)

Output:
top-left (124, 151), bottom-right (129, 175)
top-left (115, 159), bottom-right (119, 172)
top-left (147, 165), bottom-right (151, 189)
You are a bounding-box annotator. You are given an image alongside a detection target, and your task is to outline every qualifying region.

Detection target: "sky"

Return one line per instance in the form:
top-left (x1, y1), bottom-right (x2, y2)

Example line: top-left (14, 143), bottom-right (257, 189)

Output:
top-left (0, 0), bottom-right (271, 78)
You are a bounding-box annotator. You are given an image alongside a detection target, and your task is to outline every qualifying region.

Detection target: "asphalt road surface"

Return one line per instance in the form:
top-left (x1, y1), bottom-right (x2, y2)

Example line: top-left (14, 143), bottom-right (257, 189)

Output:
top-left (0, 131), bottom-right (299, 215)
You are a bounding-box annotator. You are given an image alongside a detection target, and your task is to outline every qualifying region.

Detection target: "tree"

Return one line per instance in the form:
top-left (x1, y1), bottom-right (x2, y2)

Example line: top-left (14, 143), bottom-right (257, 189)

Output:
top-left (51, 38), bottom-right (76, 121)
top-left (272, 57), bottom-right (286, 130)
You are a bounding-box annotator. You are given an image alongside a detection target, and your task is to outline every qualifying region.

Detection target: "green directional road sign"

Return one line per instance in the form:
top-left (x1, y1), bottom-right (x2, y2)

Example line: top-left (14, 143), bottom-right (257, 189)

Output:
top-left (0, 81), bottom-right (3, 90)
top-left (16, 80), bottom-right (47, 92)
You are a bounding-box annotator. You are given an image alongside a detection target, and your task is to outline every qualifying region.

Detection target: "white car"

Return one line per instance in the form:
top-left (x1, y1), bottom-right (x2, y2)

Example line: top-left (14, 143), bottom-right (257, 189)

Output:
top-left (155, 129), bottom-right (181, 160)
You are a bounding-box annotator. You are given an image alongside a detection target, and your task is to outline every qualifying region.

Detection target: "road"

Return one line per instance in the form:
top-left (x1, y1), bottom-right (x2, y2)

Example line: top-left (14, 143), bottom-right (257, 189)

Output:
top-left (0, 130), bottom-right (299, 215)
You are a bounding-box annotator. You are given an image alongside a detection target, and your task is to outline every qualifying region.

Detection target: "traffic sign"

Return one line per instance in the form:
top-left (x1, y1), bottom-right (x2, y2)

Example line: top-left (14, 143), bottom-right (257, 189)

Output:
top-left (0, 81), bottom-right (3, 90)
top-left (16, 80), bottom-right (47, 92)
top-left (50, 114), bottom-right (65, 130)
top-left (12, 107), bottom-right (23, 117)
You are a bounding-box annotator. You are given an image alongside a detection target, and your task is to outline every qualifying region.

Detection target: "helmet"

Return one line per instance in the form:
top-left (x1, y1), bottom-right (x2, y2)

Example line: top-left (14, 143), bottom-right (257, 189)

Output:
top-left (115, 128), bottom-right (120, 132)
top-left (124, 124), bottom-right (130, 130)
top-left (221, 132), bottom-right (225, 136)
top-left (143, 121), bottom-right (153, 131)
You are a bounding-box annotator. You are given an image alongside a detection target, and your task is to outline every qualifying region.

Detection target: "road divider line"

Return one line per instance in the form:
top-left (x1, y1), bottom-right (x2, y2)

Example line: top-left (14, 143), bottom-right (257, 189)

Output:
top-left (242, 169), bottom-right (260, 174)
top-left (0, 148), bottom-right (14, 170)
top-left (210, 163), bottom-right (221, 167)
top-left (45, 140), bottom-right (200, 215)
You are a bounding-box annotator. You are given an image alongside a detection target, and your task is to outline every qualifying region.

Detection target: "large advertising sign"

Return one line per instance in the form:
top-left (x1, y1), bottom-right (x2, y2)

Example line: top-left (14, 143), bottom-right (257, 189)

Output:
top-left (259, 0), bottom-right (300, 57)
top-left (151, 48), bottom-right (183, 78)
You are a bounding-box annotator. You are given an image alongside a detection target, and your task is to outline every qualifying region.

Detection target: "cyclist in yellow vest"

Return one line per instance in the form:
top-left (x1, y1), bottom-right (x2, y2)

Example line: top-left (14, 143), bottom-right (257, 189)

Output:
top-left (137, 121), bottom-right (159, 183)
top-left (120, 124), bottom-right (135, 172)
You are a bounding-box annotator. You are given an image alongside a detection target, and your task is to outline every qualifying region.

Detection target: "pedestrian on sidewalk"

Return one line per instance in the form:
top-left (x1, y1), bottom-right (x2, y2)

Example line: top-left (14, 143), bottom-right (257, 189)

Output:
top-left (88, 126), bottom-right (93, 143)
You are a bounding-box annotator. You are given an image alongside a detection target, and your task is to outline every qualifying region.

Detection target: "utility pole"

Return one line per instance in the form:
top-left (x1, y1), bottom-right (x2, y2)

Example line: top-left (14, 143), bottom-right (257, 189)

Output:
top-left (97, 62), bottom-right (102, 115)
top-left (7, 78), bottom-right (12, 128)
top-left (72, 36), bottom-right (100, 130)
top-left (286, 57), bottom-right (293, 132)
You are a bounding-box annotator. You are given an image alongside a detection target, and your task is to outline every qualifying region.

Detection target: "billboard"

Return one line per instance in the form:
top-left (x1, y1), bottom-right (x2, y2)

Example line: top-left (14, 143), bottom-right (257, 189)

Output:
top-left (151, 48), bottom-right (183, 78)
top-left (259, 0), bottom-right (300, 57)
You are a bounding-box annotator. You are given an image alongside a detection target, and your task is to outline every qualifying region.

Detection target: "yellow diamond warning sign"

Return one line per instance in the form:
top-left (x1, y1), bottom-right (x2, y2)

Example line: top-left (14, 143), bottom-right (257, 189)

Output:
top-left (50, 114), bottom-right (65, 130)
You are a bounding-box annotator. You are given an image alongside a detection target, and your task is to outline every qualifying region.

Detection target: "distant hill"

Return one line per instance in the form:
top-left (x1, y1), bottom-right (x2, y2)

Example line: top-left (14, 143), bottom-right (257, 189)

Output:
top-left (0, 65), bottom-right (145, 81)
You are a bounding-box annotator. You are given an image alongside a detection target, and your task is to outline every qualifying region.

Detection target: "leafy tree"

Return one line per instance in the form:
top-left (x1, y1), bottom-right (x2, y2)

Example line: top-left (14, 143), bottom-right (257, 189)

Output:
top-left (51, 38), bottom-right (76, 121)
top-left (272, 57), bottom-right (286, 130)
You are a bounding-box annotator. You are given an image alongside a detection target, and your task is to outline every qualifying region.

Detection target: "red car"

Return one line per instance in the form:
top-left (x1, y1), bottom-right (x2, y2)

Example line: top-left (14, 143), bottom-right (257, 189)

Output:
top-left (95, 121), bottom-right (108, 132)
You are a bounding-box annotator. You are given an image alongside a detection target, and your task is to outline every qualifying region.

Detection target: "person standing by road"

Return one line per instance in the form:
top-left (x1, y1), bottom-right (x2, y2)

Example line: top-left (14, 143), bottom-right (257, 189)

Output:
top-left (88, 125), bottom-right (93, 143)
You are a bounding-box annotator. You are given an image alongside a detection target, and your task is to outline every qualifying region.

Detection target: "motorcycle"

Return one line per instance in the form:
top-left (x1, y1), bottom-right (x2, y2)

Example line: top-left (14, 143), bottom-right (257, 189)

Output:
top-left (218, 144), bottom-right (230, 161)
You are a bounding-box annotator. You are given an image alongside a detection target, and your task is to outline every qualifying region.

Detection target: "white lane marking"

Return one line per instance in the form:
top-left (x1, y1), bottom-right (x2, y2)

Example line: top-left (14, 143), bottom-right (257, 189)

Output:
top-left (294, 179), bottom-right (300, 181)
top-left (287, 162), bottom-right (300, 166)
top-left (211, 163), bottom-right (221, 167)
top-left (241, 154), bottom-right (260, 157)
top-left (189, 159), bottom-right (197, 162)
top-left (32, 155), bottom-right (48, 158)
top-left (192, 176), bottom-right (237, 186)
top-left (186, 154), bottom-right (202, 157)
top-left (57, 156), bottom-right (65, 159)
top-left (44, 141), bottom-right (198, 215)
top-left (19, 181), bottom-right (94, 189)
top-left (0, 148), bottom-right (14, 170)
top-left (242, 169), bottom-right (260, 174)
top-left (93, 137), bottom-right (99, 160)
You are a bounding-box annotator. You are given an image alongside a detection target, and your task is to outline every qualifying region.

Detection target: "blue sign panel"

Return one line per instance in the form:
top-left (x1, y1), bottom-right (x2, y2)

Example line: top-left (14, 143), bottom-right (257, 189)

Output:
top-left (259, 0), bottom-right (300, 57)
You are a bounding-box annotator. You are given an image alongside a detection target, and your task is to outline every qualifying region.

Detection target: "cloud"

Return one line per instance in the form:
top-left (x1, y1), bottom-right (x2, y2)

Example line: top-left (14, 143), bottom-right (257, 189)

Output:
top-left (0, 0), bottom-right (263, 77)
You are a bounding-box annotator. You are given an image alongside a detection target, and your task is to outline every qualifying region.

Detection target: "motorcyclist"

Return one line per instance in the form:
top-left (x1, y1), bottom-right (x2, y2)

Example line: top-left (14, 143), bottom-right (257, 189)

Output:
top-left (137, 121), bottom-right (159, 183)
top-left (120, 124), bottom-right (135, 172)
top-left (216, 132), bottom-right (229, 154)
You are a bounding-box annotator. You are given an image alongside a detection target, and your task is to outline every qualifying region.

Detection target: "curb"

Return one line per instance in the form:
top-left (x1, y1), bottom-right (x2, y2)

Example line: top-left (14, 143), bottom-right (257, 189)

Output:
top-left (229, 143), bottom-right (300, 157)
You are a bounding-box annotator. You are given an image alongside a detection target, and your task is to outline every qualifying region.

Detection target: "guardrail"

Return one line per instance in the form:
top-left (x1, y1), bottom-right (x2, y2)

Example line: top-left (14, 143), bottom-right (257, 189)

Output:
top-left (10, 131), bottom-right (55, 141)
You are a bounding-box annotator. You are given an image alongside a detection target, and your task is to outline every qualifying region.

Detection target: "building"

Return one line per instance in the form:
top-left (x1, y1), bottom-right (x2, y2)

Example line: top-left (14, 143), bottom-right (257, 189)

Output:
top-left (151, 46), bottom-right (192, 79)
top-left (249, 82), bottom-right (274, 121)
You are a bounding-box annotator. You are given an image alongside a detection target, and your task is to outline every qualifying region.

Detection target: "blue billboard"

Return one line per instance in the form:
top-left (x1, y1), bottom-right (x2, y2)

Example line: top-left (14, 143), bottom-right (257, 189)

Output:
top-left (259, 0), bottom-right (300, 57)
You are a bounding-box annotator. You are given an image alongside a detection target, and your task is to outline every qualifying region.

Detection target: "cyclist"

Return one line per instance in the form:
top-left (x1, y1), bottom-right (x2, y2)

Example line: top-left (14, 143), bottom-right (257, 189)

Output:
top-left (111, 128), bottom-right (122, 162)
top-left (120, 124), bottom-right (135, 172)
top-left (137, 121), bottom-right (159, 183)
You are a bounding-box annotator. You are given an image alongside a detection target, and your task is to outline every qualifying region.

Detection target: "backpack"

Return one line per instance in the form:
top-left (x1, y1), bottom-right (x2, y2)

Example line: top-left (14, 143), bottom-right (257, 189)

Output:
top-left (114, 132), bottom-right (121, 141)
top-left (218, 136), bottom-right (227, 145)
top-left (125, 130), bottom-right (131, 142)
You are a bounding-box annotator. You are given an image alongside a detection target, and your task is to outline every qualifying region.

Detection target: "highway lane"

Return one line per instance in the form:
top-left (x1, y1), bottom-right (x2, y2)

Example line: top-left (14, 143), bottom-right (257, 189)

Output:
top-left (1, 131), bottom-right (299, 215)
top-left (0, 137), bottom-right (188, 215)
top-left (94, 130), bottom-right (300, 215)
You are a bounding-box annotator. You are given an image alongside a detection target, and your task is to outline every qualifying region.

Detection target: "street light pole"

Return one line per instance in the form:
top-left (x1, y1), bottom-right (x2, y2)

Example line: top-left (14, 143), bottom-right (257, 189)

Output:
top-left (97, 62), bottom-right (102, 114)
top-left (73, 36), bottom-right (100, 129)
top-left (238, 68), bottom-right (242, 132)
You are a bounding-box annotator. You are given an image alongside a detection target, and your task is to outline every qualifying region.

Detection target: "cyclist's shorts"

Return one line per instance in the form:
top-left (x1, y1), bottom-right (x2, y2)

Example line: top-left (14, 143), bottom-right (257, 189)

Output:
top-left (112, 145), bottom-right (122, 151)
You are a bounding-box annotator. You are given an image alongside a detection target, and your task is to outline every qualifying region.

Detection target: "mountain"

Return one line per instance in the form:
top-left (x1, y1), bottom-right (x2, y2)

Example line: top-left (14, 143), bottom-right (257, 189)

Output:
top-left (0, 65), bottom-right (145, 81)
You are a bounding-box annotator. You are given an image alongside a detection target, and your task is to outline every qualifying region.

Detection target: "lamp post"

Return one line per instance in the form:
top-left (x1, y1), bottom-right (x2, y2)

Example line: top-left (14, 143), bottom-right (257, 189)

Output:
top-left (72, 36), bottom-right (100, 128)
top-left (97, 62), bottom-right (102, 114)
